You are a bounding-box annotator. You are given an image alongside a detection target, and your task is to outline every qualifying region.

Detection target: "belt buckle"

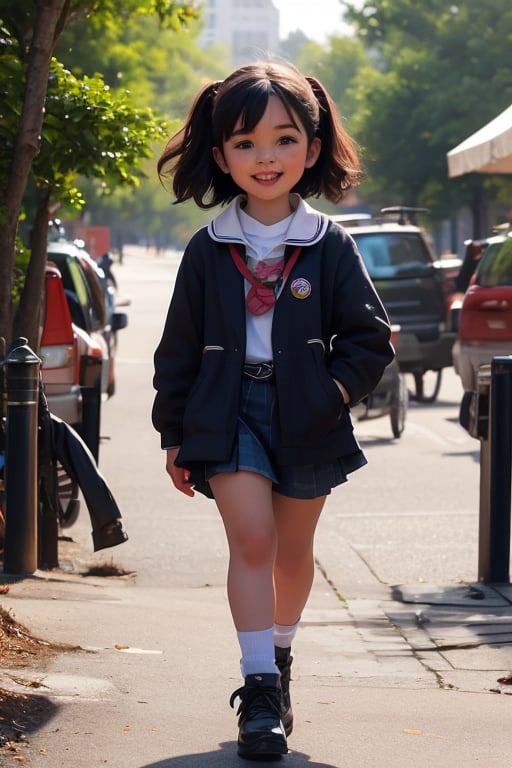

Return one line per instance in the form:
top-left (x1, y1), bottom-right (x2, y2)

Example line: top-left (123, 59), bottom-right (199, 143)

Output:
top-left (257, 362), bottom-right (273, 380)
top-left (244, 362), bottom-right (273, 380)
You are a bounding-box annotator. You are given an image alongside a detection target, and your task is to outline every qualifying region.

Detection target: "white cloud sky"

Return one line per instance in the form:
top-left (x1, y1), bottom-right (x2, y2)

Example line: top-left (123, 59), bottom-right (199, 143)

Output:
top-left (272, 0), bottom-right (353, 42)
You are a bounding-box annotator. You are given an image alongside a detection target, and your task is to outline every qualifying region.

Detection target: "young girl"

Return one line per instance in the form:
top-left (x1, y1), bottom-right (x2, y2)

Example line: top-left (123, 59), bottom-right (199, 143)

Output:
top-left (152, 61), bottom-right (394, 760)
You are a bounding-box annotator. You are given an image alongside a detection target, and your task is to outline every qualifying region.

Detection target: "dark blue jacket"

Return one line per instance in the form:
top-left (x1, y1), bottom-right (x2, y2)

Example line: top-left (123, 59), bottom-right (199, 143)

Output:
top-left (152, 222), bottom-right (394, 466)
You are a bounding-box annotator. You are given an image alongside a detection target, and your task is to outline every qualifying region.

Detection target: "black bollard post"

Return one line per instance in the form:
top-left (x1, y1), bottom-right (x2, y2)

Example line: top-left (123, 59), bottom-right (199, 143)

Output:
top-left (487, 357), bottom-right (512, 583)
top-left (3, 338), bottom-right (41, 574)
top-left (475, 364), bottom-right (491, 582)
top-left (79, 355), bottom-right (102, 464)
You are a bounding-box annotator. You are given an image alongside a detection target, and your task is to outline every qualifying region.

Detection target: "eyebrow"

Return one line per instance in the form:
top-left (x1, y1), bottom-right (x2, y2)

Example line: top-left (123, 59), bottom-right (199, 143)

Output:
top-left (230, 122), bottom-right (300, 137)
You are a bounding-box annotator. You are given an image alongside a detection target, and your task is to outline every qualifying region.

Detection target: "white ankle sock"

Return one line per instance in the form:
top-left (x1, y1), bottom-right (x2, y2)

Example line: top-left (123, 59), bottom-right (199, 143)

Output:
top-left (237, 627), bottom-right (279, 677)
top-left (274, 619), bottom-right (300, 649)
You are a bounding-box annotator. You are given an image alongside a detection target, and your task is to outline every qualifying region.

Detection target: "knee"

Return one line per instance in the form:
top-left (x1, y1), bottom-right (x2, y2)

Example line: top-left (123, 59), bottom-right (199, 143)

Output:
top-left (233, 528), bottom-right (276, 569)
top-left (275, 548), bottom-right (313, 577)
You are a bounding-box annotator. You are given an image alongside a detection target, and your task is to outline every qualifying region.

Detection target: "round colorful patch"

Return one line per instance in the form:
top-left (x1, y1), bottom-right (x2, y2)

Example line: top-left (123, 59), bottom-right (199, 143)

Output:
top-left (290, 277), bottom-right (311, 299)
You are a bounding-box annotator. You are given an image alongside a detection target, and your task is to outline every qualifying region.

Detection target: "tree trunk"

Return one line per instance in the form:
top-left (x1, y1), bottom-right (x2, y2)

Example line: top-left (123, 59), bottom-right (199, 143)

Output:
top-left (12, 192), bottom-right (52, 351)
top-left (0, 0), bottom-right (69, 348)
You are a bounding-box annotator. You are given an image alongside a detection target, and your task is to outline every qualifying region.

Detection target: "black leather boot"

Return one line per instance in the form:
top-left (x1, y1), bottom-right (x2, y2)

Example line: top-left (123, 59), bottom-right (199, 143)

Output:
top-left (275, 646), bottom-right (293, 736)
top-left (230, 673), bottom-right (287, 759)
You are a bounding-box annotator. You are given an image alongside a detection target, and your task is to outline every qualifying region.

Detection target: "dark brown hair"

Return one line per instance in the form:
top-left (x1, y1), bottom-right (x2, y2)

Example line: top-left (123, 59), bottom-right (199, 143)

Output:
top-left (157, 61), bottom-right (361, 208)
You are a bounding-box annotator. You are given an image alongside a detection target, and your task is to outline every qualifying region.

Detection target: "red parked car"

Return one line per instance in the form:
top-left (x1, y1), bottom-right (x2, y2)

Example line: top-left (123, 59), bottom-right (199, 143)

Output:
top-left (452, 228), bottom-right (512, 430)
top-left (40, 260), bottom-right (109, 463)
top-left (40, 240), bottom-right (128, 459)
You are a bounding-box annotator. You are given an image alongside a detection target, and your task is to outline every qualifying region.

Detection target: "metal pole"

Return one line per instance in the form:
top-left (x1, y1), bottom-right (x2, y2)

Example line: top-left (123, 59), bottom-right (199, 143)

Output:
top-left (475, 364), bottom-right (492, 581)
top-left (478, 433), bottom-right (491, 581)
top-left (3, 338), bottom-right (41, 574)
top-left (487, 356), bottom-right (512, 582)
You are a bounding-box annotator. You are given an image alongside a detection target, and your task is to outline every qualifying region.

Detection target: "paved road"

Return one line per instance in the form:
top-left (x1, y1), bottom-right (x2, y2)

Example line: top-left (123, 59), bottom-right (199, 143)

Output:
top-left (2, 245), bottom-right (511, 768)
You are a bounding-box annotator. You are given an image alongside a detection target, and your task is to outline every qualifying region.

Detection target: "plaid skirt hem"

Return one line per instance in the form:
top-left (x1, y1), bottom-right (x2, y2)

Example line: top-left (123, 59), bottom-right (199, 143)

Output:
top-left (188, 378), bottom-right (367, 500)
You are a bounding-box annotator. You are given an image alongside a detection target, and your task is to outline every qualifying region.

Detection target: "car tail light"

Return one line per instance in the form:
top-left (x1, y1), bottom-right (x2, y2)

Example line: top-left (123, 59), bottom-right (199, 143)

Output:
top-left (390, 324), bottom-right (400, 348)
top-left (40, 344), bottom-right (75, 368)
top-left (40, 269), bottom-right (76, 376)
top-left (41, 269), bottom-right (74, 347)
top-left (459, 286), bottom-right (512, 342)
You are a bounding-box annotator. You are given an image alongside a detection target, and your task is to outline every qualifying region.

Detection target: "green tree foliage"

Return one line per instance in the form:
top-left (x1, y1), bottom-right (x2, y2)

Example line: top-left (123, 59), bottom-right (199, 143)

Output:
top-left (0, 0), bottom-right (196, 347)
top-left (279, 30), bottom-right (310, 64)
top-left (54, 12), bottom-right (230, 250)
top-left (295, 35), bottom-right (369, 123)
top-left (341, 0), bottom-right (512, 230)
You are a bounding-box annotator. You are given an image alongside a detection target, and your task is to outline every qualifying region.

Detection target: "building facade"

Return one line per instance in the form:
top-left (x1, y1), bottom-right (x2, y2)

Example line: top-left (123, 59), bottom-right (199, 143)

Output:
top-left (198, 0), bottom-right (280, 65)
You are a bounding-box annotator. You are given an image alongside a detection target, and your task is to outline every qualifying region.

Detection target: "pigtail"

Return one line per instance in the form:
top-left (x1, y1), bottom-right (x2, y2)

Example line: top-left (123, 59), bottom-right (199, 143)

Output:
top-left (303, 76), bottom-right (362, 203)
top-left (158, 62), bottom-right (362, 208)
top-left (157, 82), bottom-right (226, 208)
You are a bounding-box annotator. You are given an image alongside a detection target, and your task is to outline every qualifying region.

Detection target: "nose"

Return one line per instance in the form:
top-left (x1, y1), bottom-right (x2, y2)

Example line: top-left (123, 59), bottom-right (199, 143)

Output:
top-left (256, 146), bottom-right (276, 164)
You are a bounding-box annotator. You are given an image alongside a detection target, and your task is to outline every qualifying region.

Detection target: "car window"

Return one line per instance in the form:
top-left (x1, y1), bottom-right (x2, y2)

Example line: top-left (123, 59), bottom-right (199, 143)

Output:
top-left (48, 251), bottom-right (106, 332)
top-left (67, 259), bottom-right (90, 309)
top-left (47, 255), bottom-right (89, 330)
top-left (350, 232), bottom-right (433, 278)
top-left (476, 237), bottom-right (512, 287)
top-left (79, 258), bottom-right (108, 328)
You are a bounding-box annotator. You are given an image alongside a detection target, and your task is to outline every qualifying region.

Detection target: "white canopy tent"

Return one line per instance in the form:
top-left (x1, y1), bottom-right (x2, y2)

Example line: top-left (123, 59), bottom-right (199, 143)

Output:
top-left (447, 104), bottom-right (512, 178)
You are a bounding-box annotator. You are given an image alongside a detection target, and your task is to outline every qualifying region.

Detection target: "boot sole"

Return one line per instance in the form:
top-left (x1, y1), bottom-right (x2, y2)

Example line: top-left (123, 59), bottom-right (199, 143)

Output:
top-left (238, 733), bottom-right (288, 760)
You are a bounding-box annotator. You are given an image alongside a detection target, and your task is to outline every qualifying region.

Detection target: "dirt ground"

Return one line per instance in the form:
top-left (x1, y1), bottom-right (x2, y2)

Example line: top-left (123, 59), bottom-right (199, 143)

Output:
top-left (0, 494), bottom-right (64, 760)
top-left (0, 594), bottom-right (75, 763)
top-left (0, 537), bottom-right (130, 764)
top-left (0, 492), bottom-right (129, 764)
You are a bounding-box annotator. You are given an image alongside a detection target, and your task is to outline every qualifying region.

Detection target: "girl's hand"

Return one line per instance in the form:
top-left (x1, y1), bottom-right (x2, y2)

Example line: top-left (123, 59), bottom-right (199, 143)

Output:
top-left (166, 447), bottom-right (195, 497)
top-left (333, 378), bottom-right (350, 404)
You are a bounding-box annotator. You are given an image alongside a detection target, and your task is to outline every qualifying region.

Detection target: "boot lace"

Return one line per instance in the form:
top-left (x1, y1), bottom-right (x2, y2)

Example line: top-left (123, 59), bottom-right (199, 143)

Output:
top-left (230, 683), bottom-right (281, 722)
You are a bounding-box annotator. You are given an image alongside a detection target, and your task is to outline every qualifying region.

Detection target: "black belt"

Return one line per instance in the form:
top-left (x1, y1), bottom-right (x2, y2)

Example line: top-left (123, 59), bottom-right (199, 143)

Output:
top-left (243, 361), bottom-right (274, 381)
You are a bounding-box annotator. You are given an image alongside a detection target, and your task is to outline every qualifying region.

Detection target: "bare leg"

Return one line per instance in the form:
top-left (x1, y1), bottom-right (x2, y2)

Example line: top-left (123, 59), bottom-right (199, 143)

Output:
top-left (210, 471), bottom-right (276, 631)
top-left (273, 493), bottom-right (326, 626)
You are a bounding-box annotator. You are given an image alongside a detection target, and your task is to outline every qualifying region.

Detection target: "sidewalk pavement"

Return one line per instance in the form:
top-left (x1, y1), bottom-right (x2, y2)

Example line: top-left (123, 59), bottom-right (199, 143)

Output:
top-left (1, 519), bottom-right (511, 768)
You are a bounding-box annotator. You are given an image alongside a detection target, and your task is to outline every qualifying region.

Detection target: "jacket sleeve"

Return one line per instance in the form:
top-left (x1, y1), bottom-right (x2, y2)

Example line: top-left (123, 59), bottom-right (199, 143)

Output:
top-left (325, 228), bottom-right (395, 406)
top-left (152, 240), bottom-right (205, 449)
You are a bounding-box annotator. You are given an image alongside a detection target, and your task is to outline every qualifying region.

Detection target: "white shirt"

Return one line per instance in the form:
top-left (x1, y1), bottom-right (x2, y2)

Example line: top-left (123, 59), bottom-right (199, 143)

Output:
top-left (208, 195), bottom-right (329, 362)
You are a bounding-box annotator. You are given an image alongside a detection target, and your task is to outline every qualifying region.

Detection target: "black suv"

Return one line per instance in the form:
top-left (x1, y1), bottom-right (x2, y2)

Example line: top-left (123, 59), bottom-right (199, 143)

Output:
top-left (331, 207), bottom-right (461, 402)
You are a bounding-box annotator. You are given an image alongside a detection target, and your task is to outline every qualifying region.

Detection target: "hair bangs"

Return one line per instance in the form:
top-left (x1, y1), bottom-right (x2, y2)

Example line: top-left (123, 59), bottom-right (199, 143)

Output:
top-left (213, 80), bottom-right (272, 144)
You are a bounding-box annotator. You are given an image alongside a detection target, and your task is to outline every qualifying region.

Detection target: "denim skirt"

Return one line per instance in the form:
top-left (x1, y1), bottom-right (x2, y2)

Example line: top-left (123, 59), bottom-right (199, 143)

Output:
top-left (189, 375), bottom-right (366, 500)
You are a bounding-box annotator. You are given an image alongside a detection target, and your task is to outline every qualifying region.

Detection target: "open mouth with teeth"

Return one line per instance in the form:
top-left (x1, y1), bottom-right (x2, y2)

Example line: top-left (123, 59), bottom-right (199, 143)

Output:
top-left (253, 172), bottom-right (282, 182)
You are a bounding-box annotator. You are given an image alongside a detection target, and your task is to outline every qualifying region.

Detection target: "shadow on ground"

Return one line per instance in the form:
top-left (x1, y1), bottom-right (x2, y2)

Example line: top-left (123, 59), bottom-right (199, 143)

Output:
top-left (140, 743), bottom-right (339, 768)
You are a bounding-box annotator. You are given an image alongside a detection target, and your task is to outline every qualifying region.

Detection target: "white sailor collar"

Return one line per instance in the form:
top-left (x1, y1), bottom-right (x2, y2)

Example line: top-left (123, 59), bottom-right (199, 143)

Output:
top-left (208, 194), bottom-right (329, 247)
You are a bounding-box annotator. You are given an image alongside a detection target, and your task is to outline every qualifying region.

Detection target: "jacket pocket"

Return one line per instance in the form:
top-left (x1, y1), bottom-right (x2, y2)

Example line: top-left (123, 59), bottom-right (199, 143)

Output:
top-left (309, 342), bottom-right (345, 419)
top-left (281, 340), bottom-right (346, 445)
top-left (183, 349), bottom-right (237, 438)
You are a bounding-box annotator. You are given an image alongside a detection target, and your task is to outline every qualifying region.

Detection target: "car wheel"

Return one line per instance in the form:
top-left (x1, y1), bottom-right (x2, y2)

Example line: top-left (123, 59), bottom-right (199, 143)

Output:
top-left (412, 369), bottom-right (442, 403)
top-left (390, 373), bottom-right (408, 438)
top-left (459, 390), bottom-right (473, 431)
top-left (57, 463), bottom-right (80, 528)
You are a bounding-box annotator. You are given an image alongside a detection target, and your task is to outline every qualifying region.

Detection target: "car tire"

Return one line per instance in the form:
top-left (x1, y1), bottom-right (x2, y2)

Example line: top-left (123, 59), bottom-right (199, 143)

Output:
top-left (412, 369), bottom-right (442, 403)
top-left (57, 463), bottom-right (81, 528)
top-left (390, 373), bottom-right (408, 438)
top-left (459, 391), bottom-right (473, 431)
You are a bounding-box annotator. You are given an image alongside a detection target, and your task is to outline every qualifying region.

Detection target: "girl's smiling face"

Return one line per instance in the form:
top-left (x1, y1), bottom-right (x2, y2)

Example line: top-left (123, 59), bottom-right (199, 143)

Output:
top-left (212, 95), bottom-right (321, 225)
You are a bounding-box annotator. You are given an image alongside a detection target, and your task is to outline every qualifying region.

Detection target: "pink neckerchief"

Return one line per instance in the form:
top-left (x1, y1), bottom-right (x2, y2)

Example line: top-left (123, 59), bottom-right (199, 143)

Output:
top-left (228, 244), bottom-right (302, 316)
